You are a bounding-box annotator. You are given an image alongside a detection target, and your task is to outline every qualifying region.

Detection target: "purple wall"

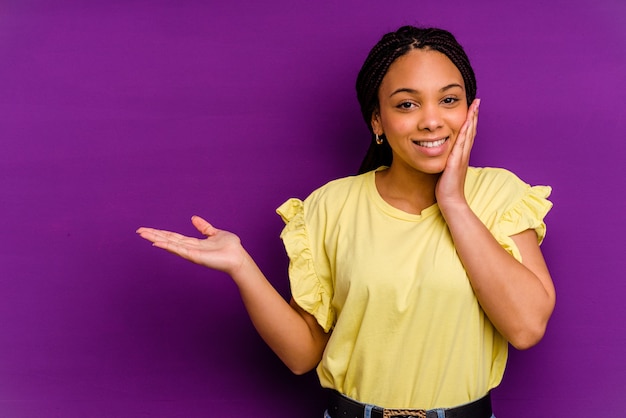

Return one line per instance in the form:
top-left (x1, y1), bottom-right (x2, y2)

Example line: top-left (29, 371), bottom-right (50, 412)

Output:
top-left (1, 1), bottom-right (624, 416)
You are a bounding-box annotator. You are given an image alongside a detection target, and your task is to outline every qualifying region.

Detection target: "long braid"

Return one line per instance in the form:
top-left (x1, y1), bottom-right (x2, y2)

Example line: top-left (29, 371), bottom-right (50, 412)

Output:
top-left (356, 26), bottom-right (477, 174)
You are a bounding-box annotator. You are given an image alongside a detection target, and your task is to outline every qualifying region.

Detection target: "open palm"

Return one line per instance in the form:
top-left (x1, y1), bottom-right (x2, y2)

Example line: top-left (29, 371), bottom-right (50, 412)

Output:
top-left (137, 216), bottom-right (245, 275)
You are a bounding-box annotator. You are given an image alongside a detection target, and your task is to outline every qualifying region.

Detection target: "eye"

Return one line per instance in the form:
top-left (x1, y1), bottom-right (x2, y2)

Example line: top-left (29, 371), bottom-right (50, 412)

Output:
top-left (396, 101), bottom-right (417, 110)
top-left (441, 96), bottom-right (459, 105)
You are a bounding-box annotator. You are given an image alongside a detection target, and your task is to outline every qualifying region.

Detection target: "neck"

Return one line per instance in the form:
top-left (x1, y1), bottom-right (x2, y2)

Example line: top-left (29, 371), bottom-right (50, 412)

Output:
top-left (375, 165), bottom-right (440, 215)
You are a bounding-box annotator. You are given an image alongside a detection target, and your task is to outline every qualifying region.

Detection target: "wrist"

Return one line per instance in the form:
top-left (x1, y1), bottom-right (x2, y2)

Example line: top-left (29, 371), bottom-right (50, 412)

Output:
top-left (438, 199), bottom-right (477, 229)
top-left (438, 197), bottom-right (469, 216)
top-left (228, 249), bottom-right (258, 286)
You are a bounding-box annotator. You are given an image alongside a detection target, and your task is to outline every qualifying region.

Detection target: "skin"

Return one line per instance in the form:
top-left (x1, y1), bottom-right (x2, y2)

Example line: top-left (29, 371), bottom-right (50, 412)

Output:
top-left (372, 48), bottom-right (470, 214)
top-left (372, 48), bottom-right (555, 348)
top-left (137, 217), bottom-right (329, 374)
top-left (136, 48), bottom-right (555, 376)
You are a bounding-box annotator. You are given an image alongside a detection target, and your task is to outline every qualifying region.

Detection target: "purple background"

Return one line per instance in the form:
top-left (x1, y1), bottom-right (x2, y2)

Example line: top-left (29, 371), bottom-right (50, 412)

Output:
top-left (1, 1), bottom-right (624, 417)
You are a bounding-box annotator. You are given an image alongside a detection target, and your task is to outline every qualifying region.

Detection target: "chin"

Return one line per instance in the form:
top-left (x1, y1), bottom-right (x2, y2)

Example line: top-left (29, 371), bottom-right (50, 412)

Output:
top-left (415, 162), bottom-right (447, 175)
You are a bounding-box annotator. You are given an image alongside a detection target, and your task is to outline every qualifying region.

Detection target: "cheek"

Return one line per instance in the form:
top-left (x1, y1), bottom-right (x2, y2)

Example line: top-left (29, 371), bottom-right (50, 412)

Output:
top-left (382, 114), bottom-right (414, 135)
top-left (449, 112), bottom-right (468, 135)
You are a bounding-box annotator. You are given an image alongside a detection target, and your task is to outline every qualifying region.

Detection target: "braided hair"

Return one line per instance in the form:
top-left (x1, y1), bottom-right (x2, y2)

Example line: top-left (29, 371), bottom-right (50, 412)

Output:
top-left (356, 26), bottom-right (477, 174)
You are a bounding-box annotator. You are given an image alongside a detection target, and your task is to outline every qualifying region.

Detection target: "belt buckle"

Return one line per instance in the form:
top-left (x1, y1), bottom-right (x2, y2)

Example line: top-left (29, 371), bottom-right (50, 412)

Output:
top-left (382, 409), bottom-right (426, 418)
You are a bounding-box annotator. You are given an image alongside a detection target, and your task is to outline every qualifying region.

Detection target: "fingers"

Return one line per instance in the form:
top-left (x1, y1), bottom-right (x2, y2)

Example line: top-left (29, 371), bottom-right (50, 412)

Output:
top-left (136, 227), bottom-right (205, 259)
top-left (136, 216), bottom-right (218, 243)
top-left (469, 98), bottom-right (480, 132)
top-left (136, 226), bottom-right (205, 262)
top-left (136, 216), bottom-right (219, 251)
top-left (136, 227), bottom-right (188, 244)
top-left (465, 100), bottom-right (478, 157)
top-left (469, 98), bottom-right (480, 138)
top-left (191, 215), bottom-right (218, 237)
top-left (152, 239), bottom-right (194, 260)
top-left (455, 98), bottom-right (480, 161)
top-left (136, 227), bottom-right (163, 243)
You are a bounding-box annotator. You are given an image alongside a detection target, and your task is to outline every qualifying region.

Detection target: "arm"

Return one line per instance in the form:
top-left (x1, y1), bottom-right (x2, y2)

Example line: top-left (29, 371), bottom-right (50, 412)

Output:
top-left (440, 208), bottom-right (555, 349)
top-left (436, 100), bottom-right (556, 349)
top-left (137, 216), bottom-right (329, 373)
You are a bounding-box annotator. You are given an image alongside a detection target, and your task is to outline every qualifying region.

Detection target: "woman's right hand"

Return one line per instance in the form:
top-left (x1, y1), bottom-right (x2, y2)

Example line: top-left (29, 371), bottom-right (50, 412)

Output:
top-left (137, 216), bottom-right (246, 276)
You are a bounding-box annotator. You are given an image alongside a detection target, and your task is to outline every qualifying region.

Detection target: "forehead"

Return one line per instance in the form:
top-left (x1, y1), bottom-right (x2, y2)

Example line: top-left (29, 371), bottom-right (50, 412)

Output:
top-left (380, 48), bottom-right (464, 92)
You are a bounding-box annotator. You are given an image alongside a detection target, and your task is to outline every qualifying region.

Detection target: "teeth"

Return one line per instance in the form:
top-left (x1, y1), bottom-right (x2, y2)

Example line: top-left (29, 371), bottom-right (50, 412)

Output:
top-left (415, 138), bottom-right (447, 148)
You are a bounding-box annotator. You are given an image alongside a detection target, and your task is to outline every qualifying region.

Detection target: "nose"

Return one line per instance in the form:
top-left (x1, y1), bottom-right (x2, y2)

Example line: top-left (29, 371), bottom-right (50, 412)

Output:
top-left (417, 103), bottom-right (443, 131)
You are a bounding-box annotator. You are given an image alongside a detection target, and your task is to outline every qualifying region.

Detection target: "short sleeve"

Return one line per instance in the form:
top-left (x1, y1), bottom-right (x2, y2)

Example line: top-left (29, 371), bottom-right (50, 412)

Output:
top-left (494, 185), bottom-right (553, 262)
top-left (276, 198), bottom-right (335, 332)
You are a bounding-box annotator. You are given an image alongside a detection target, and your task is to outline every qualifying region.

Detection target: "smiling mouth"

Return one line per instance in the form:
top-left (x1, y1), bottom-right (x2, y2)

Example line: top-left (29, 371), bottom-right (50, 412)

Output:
top-left (413, 137), bottom-right (448, 148)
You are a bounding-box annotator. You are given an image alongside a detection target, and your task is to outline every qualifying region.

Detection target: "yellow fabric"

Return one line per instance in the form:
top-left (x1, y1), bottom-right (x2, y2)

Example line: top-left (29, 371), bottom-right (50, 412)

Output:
top-left (276, 167), bottom-right (552, 409)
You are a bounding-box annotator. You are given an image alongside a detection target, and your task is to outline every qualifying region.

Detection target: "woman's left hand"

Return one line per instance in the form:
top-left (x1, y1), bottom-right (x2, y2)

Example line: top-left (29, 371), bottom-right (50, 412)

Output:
top-left (435, 98), bottom-right (480, 210)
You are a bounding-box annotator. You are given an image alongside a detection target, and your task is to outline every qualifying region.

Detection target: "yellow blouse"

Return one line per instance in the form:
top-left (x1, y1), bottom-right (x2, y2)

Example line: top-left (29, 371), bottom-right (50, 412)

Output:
top-left (276, 167), bottom-right (552, 409)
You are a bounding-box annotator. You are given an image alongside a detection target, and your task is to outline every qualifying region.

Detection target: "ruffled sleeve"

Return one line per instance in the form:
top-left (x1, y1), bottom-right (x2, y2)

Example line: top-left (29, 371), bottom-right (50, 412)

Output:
top-left (494, 185), bottom-right (553, 262)
top-left (276, 198), bottom-right (335, 332)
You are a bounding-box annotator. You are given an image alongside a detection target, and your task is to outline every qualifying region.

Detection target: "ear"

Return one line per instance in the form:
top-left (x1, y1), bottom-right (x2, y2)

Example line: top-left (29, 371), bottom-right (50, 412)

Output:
top-left (370, 110), bottom-right (383, 135)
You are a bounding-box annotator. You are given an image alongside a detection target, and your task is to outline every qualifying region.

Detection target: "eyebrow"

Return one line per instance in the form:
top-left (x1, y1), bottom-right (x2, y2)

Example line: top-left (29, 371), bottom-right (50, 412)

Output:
top-left (389, 83), bottom-right (464, 97)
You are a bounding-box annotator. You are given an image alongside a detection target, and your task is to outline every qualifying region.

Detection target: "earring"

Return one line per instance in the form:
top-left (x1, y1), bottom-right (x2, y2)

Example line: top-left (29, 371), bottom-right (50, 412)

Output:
top-left (375, 134), bottom-right (383, 145)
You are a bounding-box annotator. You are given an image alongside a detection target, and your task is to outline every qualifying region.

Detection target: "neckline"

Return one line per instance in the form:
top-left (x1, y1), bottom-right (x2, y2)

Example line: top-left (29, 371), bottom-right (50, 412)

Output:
top-left (366, 167), bottom-right (440, 221)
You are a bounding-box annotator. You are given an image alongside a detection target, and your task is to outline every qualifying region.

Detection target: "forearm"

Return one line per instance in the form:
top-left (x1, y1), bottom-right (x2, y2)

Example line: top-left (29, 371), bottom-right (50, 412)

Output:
top-left (136, 220), bottom-right (327, 372)
top-left (441, 203), bottom-right (555, 349)
top-left (229, 251), bottom-right (328, 373)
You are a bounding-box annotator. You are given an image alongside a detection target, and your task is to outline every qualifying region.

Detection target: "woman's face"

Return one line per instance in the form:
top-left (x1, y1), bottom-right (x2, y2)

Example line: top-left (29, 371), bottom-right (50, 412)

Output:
top-left (372, 48), bottom-right (468, 175)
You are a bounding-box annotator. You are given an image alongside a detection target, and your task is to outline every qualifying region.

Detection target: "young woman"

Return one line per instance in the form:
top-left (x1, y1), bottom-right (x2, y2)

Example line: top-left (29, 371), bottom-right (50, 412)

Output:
top-left (137, 26), bottom-right (555, 418)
